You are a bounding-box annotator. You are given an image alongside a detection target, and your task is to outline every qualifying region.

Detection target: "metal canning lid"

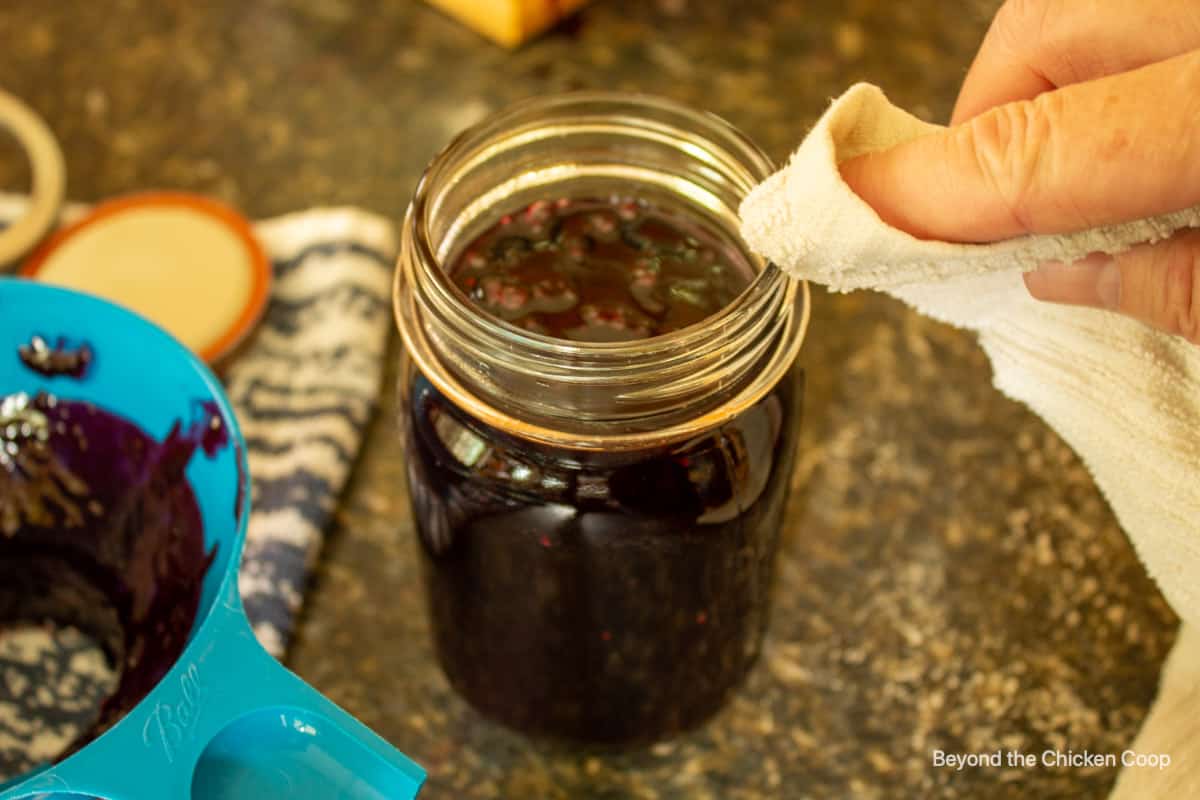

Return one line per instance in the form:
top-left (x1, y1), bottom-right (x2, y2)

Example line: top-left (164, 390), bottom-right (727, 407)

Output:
top-left (22, 191), bottom-right (271, 364)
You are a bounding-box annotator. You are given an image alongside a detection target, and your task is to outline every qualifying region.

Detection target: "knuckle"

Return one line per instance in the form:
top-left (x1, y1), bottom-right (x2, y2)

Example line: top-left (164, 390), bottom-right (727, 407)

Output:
top-left (994, 0), bottom-right (1054, 50)
top-left (997, 0), bottom-right (1081, 79)
top-left (957, 95), bottom-right (1058, 234)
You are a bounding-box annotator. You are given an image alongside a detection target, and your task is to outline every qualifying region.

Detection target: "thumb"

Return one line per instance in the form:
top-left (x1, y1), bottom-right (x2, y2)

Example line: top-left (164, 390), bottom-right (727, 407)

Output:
top-left (839, 50), bottom-right (1200, 244)
top-left (1024, 230), bottom-right (1200, 345)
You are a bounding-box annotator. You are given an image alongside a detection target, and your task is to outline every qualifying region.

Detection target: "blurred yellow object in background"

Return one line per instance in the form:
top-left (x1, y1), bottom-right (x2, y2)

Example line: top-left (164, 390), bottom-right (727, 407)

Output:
top-left (424, 0), bottom-right (591, 47)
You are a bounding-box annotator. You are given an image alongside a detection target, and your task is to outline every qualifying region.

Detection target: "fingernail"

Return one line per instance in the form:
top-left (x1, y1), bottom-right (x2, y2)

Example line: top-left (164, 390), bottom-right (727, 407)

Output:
top-left (1025, 254), bottom-right (1119, 309)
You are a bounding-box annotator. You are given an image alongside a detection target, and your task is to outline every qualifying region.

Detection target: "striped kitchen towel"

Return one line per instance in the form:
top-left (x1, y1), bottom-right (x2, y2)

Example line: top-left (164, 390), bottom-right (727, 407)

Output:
top-left (229, 206), bottom-right (396, 655)
top-left (0, 196), bottom-right (396, 777)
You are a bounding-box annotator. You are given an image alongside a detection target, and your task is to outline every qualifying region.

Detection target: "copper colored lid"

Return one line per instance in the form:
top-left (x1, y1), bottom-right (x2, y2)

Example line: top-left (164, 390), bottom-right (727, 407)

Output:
top-left (23, 192), bottom-right (271, 364)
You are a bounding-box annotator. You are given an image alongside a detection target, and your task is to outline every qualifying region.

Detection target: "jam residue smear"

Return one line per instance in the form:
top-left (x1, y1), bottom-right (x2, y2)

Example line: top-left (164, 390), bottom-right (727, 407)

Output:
top-left (0, 389), bottom-right (223, 762)
top-left (450, 196), bottom-right (754, 342)
top-left (18, 336), bottom-right (93, 379)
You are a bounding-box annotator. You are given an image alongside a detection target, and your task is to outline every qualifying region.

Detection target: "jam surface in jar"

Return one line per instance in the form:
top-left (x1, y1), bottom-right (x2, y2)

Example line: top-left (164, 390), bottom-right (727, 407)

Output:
top-left (407, 195), bottom-right (800, 743)
top-left (449, 196), bottom-right (753, 342)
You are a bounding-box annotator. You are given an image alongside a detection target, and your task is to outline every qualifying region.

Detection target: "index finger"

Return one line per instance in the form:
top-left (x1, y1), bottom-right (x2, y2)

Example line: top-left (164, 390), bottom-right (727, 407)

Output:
top-left (952, 0), bottom-right (1200, 123)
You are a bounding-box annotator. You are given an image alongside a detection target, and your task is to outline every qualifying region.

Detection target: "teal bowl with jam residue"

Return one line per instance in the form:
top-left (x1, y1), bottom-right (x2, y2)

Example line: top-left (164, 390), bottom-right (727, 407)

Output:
top-left (0, 278), bottom-right (424, 800)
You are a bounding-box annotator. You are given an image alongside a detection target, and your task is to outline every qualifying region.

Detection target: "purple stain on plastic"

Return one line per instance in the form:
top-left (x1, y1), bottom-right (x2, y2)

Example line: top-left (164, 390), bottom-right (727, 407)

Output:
top-left (197, 400), bottom-right (230, 457)
top-left (0, 387), bottom-right (231, 762)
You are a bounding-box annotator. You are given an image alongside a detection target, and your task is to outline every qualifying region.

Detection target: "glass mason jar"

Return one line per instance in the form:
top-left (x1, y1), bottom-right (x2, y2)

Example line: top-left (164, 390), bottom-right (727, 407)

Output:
top-left (394, 93), bottom-right (810, 744)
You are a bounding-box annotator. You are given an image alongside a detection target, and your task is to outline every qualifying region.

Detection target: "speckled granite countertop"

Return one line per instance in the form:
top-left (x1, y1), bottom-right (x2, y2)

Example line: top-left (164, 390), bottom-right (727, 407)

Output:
top-left (0, 1), bottom-right (1179, 797)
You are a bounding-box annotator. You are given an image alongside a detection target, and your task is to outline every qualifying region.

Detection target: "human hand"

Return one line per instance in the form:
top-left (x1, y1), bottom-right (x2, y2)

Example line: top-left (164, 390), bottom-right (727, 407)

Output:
top-left (840, 0), bottom-right (1200, 343)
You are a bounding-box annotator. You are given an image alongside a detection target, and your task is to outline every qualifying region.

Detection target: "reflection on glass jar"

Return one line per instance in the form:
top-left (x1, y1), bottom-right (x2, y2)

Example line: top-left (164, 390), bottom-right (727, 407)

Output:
top-left (395, 92), bottom-right (810, 744)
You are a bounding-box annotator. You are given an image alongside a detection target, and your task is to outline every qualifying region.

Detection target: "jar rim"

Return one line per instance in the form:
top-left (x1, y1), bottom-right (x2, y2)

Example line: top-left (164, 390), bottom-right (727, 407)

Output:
top-left (395, 91), bottom-right (811, 451)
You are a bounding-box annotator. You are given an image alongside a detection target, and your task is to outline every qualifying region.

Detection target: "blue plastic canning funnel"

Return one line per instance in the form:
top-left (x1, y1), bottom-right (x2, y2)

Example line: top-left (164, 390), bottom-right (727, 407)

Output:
top-left (0, 279), bottom-right (425, 800)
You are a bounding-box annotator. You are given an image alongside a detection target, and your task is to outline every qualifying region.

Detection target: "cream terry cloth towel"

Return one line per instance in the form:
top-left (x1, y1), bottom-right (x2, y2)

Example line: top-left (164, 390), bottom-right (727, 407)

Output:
top-left (741, 83), bottom-right (1200, 798)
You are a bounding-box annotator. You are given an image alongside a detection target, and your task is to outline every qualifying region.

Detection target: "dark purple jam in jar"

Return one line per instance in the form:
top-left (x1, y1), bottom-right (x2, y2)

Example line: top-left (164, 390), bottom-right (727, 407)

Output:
top-left (404, 368), bottom-right (799, 742)
top-left (397, 93), bottom-right (807, 745)
top-left (449, 197), bottom-right (751, 341)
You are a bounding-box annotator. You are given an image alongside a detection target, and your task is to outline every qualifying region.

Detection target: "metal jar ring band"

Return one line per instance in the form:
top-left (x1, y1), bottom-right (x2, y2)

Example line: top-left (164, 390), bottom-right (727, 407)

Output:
top-left (0, 89), bottom-right (65, 267)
